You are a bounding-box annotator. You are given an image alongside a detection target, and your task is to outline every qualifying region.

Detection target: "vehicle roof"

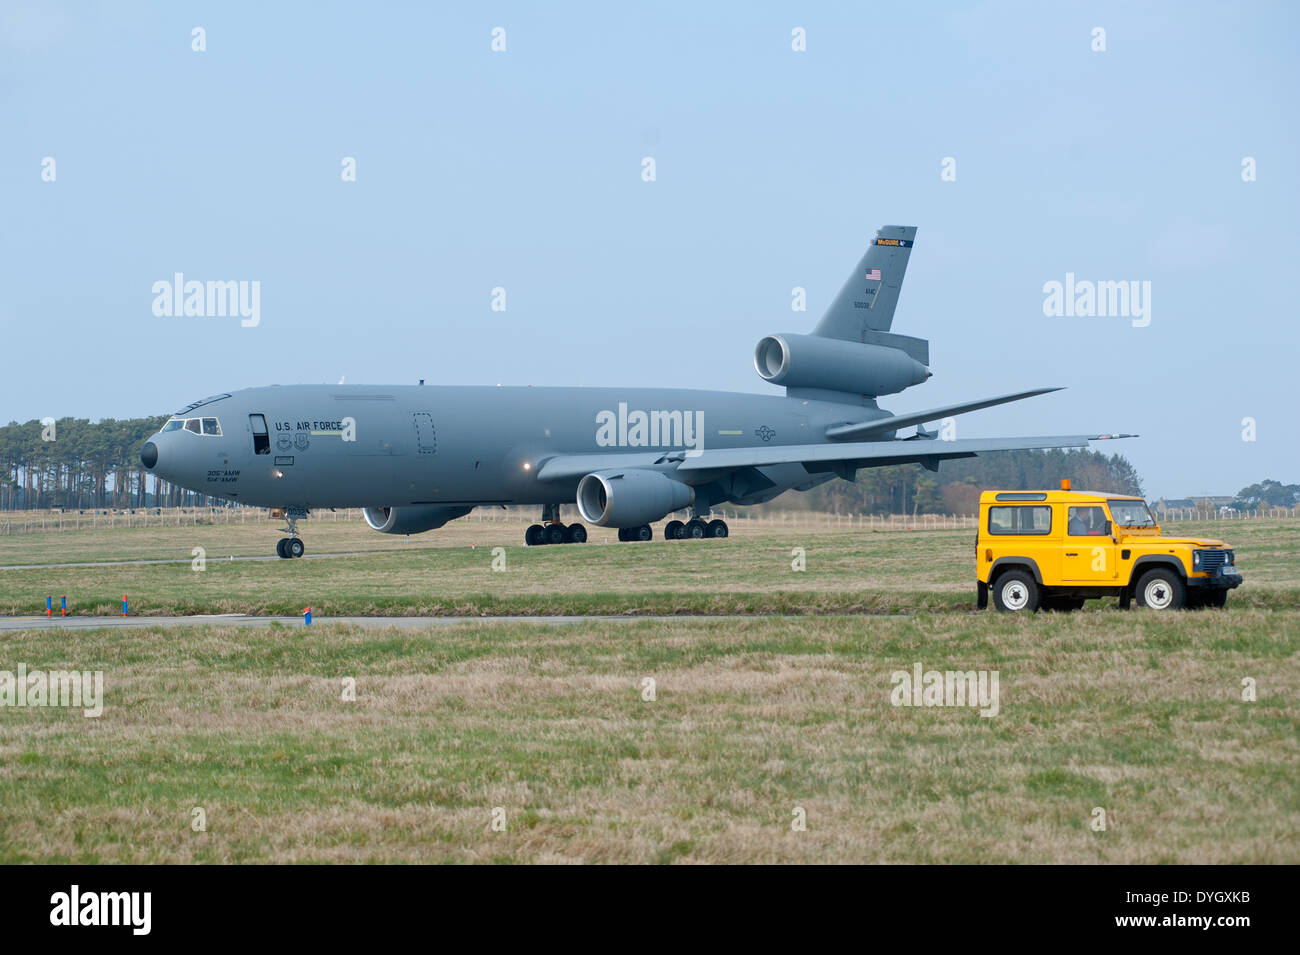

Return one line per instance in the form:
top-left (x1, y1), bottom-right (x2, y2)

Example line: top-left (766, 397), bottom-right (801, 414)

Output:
top-left (978, 490), bottom-right (1146, 504)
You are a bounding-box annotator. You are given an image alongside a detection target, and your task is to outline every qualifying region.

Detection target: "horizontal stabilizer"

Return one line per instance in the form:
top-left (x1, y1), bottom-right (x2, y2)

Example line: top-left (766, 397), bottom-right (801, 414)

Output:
top-left (825, 388), bottom-right (1064, 442)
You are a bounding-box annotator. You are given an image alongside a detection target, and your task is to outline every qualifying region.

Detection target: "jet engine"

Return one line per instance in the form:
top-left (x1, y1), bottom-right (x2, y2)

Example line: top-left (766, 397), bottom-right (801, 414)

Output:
top-left (363, 505), bottom-right (472, 535)
top-left (576, 469), bottom-right (694, 527)
top-left (754, 332), bottom-right (929, 397)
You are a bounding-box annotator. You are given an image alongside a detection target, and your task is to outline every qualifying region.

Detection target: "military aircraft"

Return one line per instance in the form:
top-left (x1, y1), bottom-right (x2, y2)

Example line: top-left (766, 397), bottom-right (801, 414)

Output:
top-left (140, 226), bottom-right (1132, 557)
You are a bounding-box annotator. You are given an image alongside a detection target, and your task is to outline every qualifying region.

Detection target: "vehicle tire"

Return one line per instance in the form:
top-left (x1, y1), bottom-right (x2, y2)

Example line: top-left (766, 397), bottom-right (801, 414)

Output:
top-left (565, 523), bottom-right (587, 544)
top-left (525, 524), bottom-right (544, 546)
top-left (287, 538), bottom-right (305, 559)
top-left (992, 570), bottom-right (1039, 613)
top-left (275, 538), bottom-right (288, 559)
top-left (684, 519), bottom-right (707, 539)
top-left (707, 519), bottom-right (729, 538)
top-left (1136, 567), bottom-right (1185, 610)
top-left (1204, 590), bottom-right (1227, 608)
top-left (664, 520), bottom-right (684, 540)
top-left (544, 523), bottom-right (566, 546)
top-left (617, 528), bottom-right (629, 542)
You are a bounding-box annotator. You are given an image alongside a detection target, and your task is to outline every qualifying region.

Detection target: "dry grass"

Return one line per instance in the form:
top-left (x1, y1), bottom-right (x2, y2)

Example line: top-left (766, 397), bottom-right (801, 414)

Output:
top-left (1, 608), bottom-right (1295, 863)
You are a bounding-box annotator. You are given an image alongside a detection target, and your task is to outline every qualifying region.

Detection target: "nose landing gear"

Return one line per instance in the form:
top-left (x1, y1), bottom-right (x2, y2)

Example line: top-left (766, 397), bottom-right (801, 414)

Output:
top-left (274, 507), bottom-right (308, 558)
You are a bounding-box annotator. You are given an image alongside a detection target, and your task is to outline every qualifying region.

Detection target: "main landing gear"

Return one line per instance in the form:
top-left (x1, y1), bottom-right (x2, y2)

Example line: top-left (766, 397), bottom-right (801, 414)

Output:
top-left (525, 504), bottom-right (587, 546)
top-left (275, 509), bottom-right (307, 559)
top-left (664, 518), bottom-right (728, 540)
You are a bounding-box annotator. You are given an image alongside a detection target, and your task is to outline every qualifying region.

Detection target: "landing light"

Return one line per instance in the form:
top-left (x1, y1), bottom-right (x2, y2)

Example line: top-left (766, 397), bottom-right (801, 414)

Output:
top-left (273, 469), bottom-right (284, 479)
top-left (523, 462), bottom-right (532, 471)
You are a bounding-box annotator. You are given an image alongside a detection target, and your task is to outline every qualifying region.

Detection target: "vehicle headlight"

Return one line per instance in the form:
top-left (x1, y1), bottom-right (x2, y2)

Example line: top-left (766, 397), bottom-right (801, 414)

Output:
top-left (1192, 550), bottom-right (1203, 569)
top-left (1226, 549), bottom-right (1235, 566)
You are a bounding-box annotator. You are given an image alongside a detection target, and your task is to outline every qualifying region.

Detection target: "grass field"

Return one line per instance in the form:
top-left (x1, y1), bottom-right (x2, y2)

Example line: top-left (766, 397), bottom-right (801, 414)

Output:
top-left (1, 516), bottom-right (1296, 617)
top-left (0, 517), bottom-right (1296, 863)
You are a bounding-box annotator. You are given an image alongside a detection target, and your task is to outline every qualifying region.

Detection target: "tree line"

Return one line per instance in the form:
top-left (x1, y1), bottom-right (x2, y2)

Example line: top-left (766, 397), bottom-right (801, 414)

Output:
top-left (0, 415), bottom-right (208, 510)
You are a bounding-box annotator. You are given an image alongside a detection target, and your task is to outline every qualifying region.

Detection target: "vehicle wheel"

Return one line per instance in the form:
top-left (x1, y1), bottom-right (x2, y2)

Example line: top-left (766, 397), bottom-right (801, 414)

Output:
top-left (617, 528), bottom-right (629, 542)
top-left (1136, 567), bottom-right (1185, 610)
top-left (287, 538), bottom-right (305, 558)
top-left (707, 519), bottom-right (729, 538)
top-left (525, 524), bottom-right (544, 546)
top-left (992, 570), bottom-right (1039, 613)
top-left (565, 523), bottom-right (587, 544)
top-left (1204, 590), bottom-right (1227, 608)
top-left (664, 520), bottom-right (684, 540)
top-left (684, 519), bottom-right (707, 539)
top-left (632, 524), bottom-right (653, 542)
top-left (544, 523), bottom-right (566, 546)
top-left (275, 538), bottom-right (288, 559)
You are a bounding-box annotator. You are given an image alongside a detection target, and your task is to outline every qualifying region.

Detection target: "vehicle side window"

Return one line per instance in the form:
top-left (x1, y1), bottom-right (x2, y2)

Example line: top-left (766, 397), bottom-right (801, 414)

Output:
top-left (987, 505), bottom-right (1051, 535)
top-left (184, 419), bottom-right (201, 434)
top-left (1067, 506), bottom-right (1108, 536)
top-left (202, 417), bottom-right (221, 436)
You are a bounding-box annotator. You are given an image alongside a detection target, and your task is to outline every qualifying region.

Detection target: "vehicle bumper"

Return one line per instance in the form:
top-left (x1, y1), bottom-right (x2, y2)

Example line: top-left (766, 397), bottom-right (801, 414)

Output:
top-left (1187, 567), bottom-right (1243, 591)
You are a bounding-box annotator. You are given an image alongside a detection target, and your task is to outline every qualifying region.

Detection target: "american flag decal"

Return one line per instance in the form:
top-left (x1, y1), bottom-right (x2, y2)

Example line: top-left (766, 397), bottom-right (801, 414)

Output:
top-left (865, 268), bottom-right (881, 282)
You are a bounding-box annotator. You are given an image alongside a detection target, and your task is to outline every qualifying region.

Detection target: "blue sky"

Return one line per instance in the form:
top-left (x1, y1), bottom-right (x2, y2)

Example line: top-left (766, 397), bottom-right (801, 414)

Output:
top-left (2, 1), bottom-right (1297, 498)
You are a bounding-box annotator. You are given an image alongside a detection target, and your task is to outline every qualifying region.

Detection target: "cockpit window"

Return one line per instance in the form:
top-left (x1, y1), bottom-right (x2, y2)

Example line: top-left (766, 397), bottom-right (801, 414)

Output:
top-left (167, 416), bottom-right (222, 436)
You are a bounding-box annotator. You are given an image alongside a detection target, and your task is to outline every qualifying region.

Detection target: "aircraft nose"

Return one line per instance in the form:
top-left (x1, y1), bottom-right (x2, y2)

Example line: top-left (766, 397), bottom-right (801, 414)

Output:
top-left (140, 441), bottom-right (159, 470)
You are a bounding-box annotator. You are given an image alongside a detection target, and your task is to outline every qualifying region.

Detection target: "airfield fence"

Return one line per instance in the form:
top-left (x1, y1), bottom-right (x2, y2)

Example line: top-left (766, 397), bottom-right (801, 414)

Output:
top-left (2, 504), bottom-right (1294, 536)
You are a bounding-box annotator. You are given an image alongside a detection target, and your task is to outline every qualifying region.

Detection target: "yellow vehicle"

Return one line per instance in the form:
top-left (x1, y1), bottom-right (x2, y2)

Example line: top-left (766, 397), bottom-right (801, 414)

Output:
top-left (976, 482), bottom-right (1242, 612)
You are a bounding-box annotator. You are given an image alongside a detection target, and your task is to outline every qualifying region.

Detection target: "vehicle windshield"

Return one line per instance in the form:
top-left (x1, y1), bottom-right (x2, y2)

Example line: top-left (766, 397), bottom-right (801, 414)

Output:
top-left (1109, 500), bottom-right (1156, 527)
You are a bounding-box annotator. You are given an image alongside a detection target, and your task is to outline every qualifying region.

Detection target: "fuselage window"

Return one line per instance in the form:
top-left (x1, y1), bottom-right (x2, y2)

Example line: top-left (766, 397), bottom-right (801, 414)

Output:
top-left (249, 414), bottom-right (270, 455)
top-left (202, 417), bottom-right (221, 436)
top-left (184, 419), bottom-right (202, 434)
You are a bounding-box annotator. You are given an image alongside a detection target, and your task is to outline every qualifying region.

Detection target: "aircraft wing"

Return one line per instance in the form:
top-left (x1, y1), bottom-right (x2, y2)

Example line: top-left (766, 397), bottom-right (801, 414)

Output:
top-left (535, 433), bottom-right (1135, 482)
top-left (675, 434), bottom-right (1133, 472)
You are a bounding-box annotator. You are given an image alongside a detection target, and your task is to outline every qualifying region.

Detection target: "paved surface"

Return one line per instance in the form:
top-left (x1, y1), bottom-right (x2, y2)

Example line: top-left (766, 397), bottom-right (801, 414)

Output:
top-left (0, 552), bottom-right (373, 571)
top-left (0, 613), bottom-right (810, 632)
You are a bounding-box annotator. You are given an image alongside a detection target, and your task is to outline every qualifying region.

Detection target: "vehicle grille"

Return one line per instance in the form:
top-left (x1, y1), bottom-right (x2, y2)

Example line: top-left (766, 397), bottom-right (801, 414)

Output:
top-left (1200, 550), bottom-right (1227, 571)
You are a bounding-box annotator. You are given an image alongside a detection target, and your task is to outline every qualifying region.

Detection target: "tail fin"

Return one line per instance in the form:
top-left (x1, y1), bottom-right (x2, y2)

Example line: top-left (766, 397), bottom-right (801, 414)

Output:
top-left (812, 225), bottom-right (916, 341)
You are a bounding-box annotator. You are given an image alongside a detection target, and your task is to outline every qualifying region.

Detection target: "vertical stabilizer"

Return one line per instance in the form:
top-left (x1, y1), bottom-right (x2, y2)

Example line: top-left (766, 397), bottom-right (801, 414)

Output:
top-left (812, 225), bottom-right (917, 340)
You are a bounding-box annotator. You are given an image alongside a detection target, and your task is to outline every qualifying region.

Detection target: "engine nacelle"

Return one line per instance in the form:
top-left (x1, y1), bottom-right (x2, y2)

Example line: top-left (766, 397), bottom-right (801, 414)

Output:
top-left (576, 469), bottom-right (694, 527)
top-left (754, 332), bottom-right (929, 397)
top-left (363, 505), bottom-right (472, 535)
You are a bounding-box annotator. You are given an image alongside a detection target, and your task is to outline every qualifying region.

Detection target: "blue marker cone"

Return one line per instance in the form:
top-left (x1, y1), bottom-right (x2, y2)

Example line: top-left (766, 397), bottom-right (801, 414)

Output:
top-left (304, 607), bottom-right (312, 626)
top-left (123, 595), bottom-right (128, 617)
top-left (46, 595), bottom-right (51, 618)
top-left (61, 595), bottom-right (66, 617)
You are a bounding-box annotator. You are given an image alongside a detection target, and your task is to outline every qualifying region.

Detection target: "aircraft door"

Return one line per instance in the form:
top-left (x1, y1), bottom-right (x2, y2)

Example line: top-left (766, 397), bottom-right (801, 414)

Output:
top-left (249, 414), bottom-right (270, 455)
top-left (413, 413), bottom-right (436, 453)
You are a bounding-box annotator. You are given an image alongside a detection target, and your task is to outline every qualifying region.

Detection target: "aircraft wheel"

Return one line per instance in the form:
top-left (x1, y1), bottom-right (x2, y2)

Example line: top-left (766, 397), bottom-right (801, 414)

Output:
top-left (631, 524), bottom-right (653, 542)
top-left (565, 523), bottom-right (587, 544)
top-left (525, 524), bottom-right (545, 546)
top-left (544, 523), bottom-right (567, 546)
top-left (664, 520), bottom-right (684, 540)
top-left (288, 538), bottom-right (305, 559)
top-left (684, 519), bottom-right (707, 540)
top-left (275, 538), bottom-right (289, 559)
top-left (707, 519), bottom-right (729, 539)
top-left (617, 528), bottom-right (629, 542)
